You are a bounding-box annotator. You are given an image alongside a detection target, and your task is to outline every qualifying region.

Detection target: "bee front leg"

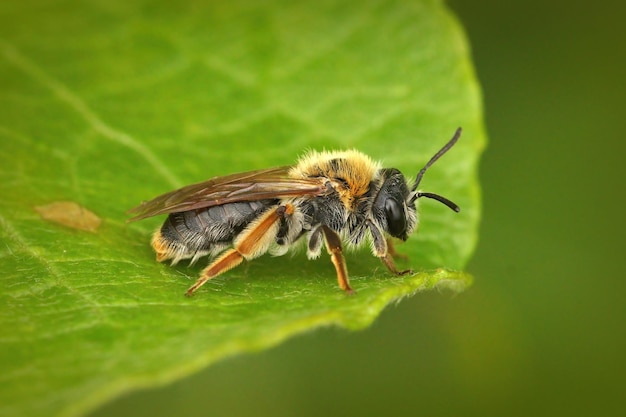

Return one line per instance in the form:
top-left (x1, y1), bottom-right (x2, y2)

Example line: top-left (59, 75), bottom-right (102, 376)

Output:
top-left (185, 204), bottom-right (294, 296)
top-left (386, 238), bottom-right (409, 261)
top-left (367, 220), bottom-right (413, 276)
top-left (320, 225), bottom-right (354, 294)
top-left (380, 253), bottom-right (413, 276)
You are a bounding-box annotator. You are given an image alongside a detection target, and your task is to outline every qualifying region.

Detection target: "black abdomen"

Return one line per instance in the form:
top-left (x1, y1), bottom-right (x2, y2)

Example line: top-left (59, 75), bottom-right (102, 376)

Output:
top-left (160, 199), bottom-right (277, 257)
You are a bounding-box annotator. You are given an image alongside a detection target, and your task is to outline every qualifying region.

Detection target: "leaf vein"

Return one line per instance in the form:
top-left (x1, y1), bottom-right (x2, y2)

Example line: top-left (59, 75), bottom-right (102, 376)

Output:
top-left (0, 39), bottom-right (181, 188)
top-left (0, 214), bottom-right (111, 326)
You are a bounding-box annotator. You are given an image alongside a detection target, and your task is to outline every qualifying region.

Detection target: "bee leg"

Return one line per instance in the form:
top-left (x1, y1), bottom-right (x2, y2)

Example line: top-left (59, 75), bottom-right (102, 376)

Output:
top-left (185, 249), bottom-right (244, 296)
top-left (386, 238), bottom-right (409, 261)
top-left (185, 204), bottom-right (293, 296)
top-left (367, 220), bottom-right (413, 276)
top-left (380, 253), bottom-right (413, 276)
top-left (320, 225), bottom-right (354, 294)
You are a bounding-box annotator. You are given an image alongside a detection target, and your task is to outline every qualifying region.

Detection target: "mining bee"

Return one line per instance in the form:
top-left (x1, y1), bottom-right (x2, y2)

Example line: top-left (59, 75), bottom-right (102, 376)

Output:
top-left (128, 128), bottom-right (462, 296)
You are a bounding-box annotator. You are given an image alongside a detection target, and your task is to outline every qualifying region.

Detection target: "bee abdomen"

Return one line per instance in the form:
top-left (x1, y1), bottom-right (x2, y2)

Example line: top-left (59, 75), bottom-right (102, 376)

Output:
top-left (154, 199), bottom-right (277, 263)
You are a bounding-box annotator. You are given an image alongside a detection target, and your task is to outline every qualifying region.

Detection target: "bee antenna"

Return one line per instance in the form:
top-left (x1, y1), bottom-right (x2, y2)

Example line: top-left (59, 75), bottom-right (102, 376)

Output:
top-left (414, 192), bottom-right (460, 212)
top-left (410, 127), bottom-right (462, 193)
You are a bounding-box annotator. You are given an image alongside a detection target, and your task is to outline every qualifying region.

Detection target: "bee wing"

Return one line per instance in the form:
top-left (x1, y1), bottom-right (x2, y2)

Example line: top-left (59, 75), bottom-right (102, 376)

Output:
top-left (127, 166), bottom-right (326, 222)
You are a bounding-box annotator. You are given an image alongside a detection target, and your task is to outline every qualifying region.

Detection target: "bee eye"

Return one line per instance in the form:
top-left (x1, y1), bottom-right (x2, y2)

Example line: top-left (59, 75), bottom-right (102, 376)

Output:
top-left (384, 198), bottom-right (407, 238)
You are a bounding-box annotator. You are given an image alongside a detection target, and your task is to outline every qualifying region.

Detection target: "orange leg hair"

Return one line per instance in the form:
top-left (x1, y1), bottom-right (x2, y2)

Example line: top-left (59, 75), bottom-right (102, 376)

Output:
top-left (185, 204), bottom-right (294, 296)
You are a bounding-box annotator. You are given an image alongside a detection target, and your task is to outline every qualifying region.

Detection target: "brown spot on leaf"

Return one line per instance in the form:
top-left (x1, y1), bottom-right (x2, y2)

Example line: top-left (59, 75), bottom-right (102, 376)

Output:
top-left (35, 201), bottom-right (102, 232)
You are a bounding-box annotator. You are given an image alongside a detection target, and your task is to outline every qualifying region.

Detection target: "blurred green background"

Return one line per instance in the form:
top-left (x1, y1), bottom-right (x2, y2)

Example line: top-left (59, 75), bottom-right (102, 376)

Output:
top-left (83, 1), bottom-right (625, 416)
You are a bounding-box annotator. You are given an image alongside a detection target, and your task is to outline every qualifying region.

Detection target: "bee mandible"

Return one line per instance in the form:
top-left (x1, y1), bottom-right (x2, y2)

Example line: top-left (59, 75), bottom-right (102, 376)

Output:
top-left (128, 128), bottom-right (462, 296)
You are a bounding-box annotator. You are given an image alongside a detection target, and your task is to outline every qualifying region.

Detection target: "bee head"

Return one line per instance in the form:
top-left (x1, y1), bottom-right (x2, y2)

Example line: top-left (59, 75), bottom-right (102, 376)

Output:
top-left (373, 128), bottom-right (462, 241)
top-left (373, 168), bottom-right (415, 241)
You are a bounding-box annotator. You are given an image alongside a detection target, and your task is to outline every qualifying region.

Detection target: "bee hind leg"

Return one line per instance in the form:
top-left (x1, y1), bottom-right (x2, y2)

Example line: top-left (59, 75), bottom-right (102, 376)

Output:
top-left (185, 204), bottom-right (294, 297)
top-left (185, 249), bottom-right (244, 296)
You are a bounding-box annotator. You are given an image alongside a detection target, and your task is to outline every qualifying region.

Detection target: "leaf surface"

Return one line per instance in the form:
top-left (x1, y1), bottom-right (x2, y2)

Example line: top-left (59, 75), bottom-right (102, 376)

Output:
top-left (0, 1), bottom-right (485, 416)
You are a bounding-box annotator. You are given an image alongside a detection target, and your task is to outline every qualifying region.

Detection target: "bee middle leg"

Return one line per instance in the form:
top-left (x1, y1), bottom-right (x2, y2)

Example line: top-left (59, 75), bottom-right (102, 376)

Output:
top-left (367, 220), bottom-right (413, 276)
top-left (320, 225), bottom-right (354, 294)
top-left (185, 204), bottom-right (294, 296)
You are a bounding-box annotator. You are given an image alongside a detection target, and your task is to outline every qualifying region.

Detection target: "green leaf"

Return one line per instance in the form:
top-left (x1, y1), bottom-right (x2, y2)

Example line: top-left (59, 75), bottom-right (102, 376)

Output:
top-left (0, 0), bottom-right (485, 416)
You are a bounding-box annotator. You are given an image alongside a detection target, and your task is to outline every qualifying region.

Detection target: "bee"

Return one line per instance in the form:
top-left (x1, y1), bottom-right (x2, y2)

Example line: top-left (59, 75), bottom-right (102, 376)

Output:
top-left (128, 128), bottom-right (462, 296)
